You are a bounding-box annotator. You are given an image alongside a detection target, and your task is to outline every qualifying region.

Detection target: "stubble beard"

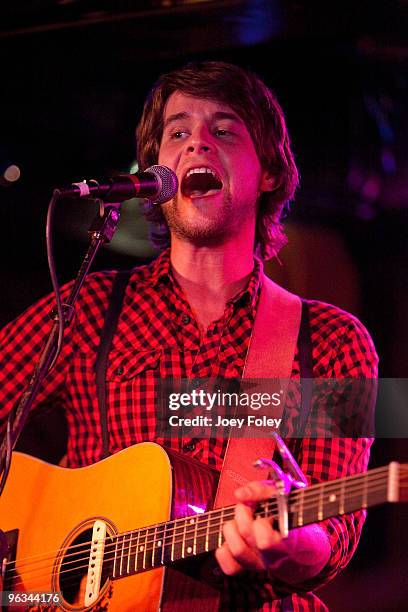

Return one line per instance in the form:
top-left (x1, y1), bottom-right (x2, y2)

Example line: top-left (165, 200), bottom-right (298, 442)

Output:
top-left (162, 194), bottom-right (237, 246)
top-left (162, 192), bottom-right (242, 247)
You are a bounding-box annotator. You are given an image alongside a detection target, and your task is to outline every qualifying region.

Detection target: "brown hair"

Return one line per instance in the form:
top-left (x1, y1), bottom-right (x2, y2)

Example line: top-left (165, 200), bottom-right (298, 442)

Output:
top-left (136, 61), bottom-right (299, 260)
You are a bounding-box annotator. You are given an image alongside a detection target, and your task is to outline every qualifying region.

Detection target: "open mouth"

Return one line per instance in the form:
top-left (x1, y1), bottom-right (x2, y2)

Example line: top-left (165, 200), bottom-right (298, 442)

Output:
top-left (181, 167), bottom-right (223, 198)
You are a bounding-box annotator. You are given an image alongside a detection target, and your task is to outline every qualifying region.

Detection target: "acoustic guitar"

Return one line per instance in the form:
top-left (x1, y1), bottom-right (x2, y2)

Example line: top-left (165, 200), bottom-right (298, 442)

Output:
top-left (0, 443), bottom-right (406, 611)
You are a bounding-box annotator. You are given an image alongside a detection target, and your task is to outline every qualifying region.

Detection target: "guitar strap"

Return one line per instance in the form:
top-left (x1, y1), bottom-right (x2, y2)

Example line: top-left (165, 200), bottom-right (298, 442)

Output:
top-left (214, 275), bottom-right (310, 507)
top-left (95, 269), bottom-right (132, 459)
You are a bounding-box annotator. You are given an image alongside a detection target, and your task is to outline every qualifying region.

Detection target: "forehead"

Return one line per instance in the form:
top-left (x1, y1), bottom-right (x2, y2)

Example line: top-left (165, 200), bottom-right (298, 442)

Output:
top-left (162, 91), bottom-right (245, 126)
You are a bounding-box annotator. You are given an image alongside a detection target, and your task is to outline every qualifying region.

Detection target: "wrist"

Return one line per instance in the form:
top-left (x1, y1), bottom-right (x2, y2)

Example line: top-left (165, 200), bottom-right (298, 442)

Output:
top-left (270, 524), bottom-right (331, 584)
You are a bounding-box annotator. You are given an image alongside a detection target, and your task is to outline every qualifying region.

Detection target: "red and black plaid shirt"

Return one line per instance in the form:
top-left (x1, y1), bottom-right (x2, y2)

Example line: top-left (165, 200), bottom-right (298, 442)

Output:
top-left (0, 249), bottom-right (378, 611)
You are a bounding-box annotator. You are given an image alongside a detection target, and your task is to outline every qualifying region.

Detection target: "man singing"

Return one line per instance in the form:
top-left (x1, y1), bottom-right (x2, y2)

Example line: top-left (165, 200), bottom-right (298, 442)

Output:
top-left (0, 62), bottom-right (377, 610)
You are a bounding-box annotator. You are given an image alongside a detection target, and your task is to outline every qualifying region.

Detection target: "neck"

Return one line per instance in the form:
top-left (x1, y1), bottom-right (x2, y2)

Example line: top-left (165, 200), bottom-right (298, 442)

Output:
top-left (170, 235), bottom-right (255, 303)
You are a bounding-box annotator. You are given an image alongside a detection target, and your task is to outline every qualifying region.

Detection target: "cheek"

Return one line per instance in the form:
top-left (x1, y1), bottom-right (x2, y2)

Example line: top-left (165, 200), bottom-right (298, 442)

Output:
top-left (158, 142), bottom-right (178, 169)
top-left (235, 161), bottom-right (262, 193)
top-left (157, 144), bottom-right (166, 166)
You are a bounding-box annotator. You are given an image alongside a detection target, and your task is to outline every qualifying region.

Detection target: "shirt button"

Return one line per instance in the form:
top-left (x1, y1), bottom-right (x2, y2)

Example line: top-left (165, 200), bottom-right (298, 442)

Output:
top-left (181, 315), bottom-right (191, 325)
top-left (114, 366), bottom-right (124, 376)
top-left (183, 442), bottom-right (196, 453)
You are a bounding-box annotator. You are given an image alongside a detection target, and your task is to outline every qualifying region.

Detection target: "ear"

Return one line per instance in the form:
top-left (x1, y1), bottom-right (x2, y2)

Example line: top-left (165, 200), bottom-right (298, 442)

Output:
top-left (259, 170), bottom-right (276, 193)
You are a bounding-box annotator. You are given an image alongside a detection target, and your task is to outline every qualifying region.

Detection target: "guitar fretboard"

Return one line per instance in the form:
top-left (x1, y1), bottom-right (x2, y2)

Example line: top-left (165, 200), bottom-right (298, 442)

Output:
top-left (109, 463), bottom-right (404, 579)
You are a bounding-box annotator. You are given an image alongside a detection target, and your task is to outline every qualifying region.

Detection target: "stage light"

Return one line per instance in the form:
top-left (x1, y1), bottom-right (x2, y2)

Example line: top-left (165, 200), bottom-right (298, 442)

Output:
top-left (3, 164), bottom-right (21, 183)
top-left (0, 163), bottom-right (21, 187)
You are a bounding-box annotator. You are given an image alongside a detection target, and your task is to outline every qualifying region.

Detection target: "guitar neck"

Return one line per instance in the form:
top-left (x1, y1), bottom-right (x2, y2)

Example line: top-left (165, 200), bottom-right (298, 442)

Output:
top-left (109, 462), bottom-right (407, 580)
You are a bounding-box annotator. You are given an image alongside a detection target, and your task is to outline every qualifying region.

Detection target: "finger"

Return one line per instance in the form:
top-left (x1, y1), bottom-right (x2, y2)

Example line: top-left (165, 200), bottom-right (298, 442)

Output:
top-left (235, 480), bottom-right (277, 503)
top-left (215, 542), bottom-right (243, 575)
top-left (252, 517), bottom-right (282, 553)
top-left (235, 502), bottom-right (256, 546)
top-left (222, 519), bottom-right (265, 571)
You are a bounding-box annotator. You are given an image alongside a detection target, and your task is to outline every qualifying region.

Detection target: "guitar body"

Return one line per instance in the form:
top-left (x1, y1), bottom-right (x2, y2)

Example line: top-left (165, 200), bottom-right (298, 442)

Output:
top-left (0, 443), bottom-right (218, 611)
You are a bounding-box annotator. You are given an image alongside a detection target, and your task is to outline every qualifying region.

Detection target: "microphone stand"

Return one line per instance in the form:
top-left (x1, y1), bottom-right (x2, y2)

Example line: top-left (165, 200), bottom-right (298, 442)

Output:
top-left (0, 195), bottom-right (122, 496)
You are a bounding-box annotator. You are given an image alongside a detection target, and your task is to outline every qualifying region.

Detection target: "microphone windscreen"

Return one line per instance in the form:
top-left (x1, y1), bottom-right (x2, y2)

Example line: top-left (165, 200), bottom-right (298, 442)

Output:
top-left (146, 165), bottom-right (178, 204)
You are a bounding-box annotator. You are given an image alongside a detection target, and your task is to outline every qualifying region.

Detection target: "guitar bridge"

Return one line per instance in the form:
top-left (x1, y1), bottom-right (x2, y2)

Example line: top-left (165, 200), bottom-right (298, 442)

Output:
top-left (84, 520), bottom-right (107, 607)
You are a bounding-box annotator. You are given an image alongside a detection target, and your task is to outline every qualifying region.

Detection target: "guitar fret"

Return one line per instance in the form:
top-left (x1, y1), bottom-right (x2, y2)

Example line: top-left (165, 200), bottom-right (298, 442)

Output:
top-left (146, 527), bottom-right (155, 569)
top-left (126, 532), bottom-right (132, 575)
top-left (151, 525), bottom-right (158, 568)
top-left (193, 514), bottom-right (207, 555)
top-left (161, 521), bottom-right (172, 565)
top-left (155, 523), bottom-right (166, 566)
top-left (183, 516), bottom-right (196, 557)
top-left (182, 517), bottom-right (187, 558)
top-left (135, 528), bottom-right (141, 572)
top-left (126, 533), bottom-right (132, 572)
top-left (298, 489), bottom-right (304, 526)
top-left (339, 480), bottom-right (346, 514)
top-left (318, 483), bottom-right (324, 521)
top-left (119, 534), bottom-right (126, 576)
top-left (195, 514), bottom-right (208, 555)
top-left (142, 529), bottom-right (148, 569)
top-left (128, 530), bottom-right (137, 573)
top-left (362, 472), bottom-right (368, 509)
top-left (206, 510), bottom-right (221, 551)
top-left (171, 519), bottom-right (176, 562)
top-left (113, 534), bottom-right (120, 578)
top-left (218, 509), bottom-right (224, 548)
top-left (205, 513), bottom-right (210, 552)
top-left (193, 515), bottom-right (198, 555)
top-left (172, 519), bottom-right (185, 561)
top-left (320, 483), bottom-right (338, 519)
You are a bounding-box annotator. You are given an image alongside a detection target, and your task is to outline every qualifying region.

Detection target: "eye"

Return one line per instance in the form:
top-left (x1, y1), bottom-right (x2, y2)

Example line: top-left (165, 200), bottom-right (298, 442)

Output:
top-left (170, 130), bottom-right (188, 140)
top-left (214, 128), bottom-right (229, 137)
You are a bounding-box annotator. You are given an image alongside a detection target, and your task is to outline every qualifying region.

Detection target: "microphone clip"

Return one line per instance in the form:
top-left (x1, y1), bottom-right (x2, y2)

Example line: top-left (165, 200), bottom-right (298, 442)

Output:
top-left (88, 200), bottom-right (121, 244)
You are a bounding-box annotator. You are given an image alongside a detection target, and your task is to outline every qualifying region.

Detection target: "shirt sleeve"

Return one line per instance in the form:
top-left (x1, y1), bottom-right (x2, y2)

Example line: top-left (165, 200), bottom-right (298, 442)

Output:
top-left (271, 309), bottom-right (379, 594)
top-left (0, 283), bottom-right (76, 431)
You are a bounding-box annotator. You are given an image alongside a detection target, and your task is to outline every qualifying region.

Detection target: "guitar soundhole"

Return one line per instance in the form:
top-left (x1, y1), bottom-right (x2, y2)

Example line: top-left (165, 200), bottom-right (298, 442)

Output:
top-left (58, 528), bottom-right (111, 606)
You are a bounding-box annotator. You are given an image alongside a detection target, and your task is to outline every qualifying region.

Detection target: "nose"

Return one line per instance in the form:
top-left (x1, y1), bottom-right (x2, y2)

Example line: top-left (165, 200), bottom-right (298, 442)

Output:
top-left (185, 125), bottom-right (212, 154)
top-left (186, 142), bottom-right (210, 153)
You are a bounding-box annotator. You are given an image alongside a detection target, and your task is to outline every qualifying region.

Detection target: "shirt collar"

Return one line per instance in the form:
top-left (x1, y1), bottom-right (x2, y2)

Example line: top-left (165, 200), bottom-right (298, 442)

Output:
top-left (148, 248), bottom-right (173, 286)
top-left (148, 247), bottom-right (264, 314)
top-left (226, 255), bottom-right (263, 315)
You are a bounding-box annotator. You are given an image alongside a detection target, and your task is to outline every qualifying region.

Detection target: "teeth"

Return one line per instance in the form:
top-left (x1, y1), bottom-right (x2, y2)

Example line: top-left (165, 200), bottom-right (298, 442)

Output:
top-left (185, 167), bottom-right (218, 179)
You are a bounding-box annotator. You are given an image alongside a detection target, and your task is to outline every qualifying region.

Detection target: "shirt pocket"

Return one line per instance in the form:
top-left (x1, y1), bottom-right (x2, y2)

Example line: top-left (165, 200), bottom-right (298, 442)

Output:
top-left (105, 349), bottom-right (163, 448)
top-left (106, 349), bottom-right (161, 381)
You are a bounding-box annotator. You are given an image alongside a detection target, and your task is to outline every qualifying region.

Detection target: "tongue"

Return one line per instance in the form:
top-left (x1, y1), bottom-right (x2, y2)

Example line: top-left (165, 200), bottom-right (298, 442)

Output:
top-left (181, 173), bottom-right (223, 197)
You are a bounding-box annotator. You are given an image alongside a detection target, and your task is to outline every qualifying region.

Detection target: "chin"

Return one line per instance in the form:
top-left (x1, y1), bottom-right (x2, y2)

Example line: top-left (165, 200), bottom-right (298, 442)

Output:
top-left (169, 221), bottom-right (234, 247)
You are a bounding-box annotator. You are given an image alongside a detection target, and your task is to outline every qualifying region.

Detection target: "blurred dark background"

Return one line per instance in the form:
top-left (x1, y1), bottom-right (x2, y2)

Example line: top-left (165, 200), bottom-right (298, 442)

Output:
top-left (1, 1), bottom-right (407, 609)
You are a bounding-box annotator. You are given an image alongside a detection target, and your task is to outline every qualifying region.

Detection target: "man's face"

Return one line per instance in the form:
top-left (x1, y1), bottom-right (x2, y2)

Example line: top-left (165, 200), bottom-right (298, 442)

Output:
top-left (158, 91), bottom-right (271, 246)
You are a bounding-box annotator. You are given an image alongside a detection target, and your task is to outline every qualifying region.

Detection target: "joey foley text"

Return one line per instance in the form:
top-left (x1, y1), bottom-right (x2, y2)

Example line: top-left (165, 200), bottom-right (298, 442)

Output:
top-left (167, 388), bottom-right (284, 429)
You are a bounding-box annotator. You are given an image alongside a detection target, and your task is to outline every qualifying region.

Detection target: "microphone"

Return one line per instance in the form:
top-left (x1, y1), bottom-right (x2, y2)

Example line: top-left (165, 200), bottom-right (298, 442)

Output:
top-left (59, 165), bottom-right (178, 204)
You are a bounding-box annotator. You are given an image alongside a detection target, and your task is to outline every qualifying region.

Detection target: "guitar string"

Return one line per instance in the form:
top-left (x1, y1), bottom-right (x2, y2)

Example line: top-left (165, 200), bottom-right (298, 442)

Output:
top-left (6, 479), bottom-right (396, 589)
top-left (6, 471), bottom-right (400, 585)
top-left (5, 465), bottom-right (393, 573)
top-left (10, 479), bottom-right (406, 596)
top-left (6, 471), bottom-right (393, 580)
top-left (8, 482), bottom-right (397, 595)
top-left (10, 472), bottom-right (408, 593)
top-left (6, 470), bottom-right (398, 581)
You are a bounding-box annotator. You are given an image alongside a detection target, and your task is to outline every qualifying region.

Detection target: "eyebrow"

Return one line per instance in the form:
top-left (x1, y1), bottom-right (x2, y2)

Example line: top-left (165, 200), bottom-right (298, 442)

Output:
top-left (163, 110), bottom-right (243, 130)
